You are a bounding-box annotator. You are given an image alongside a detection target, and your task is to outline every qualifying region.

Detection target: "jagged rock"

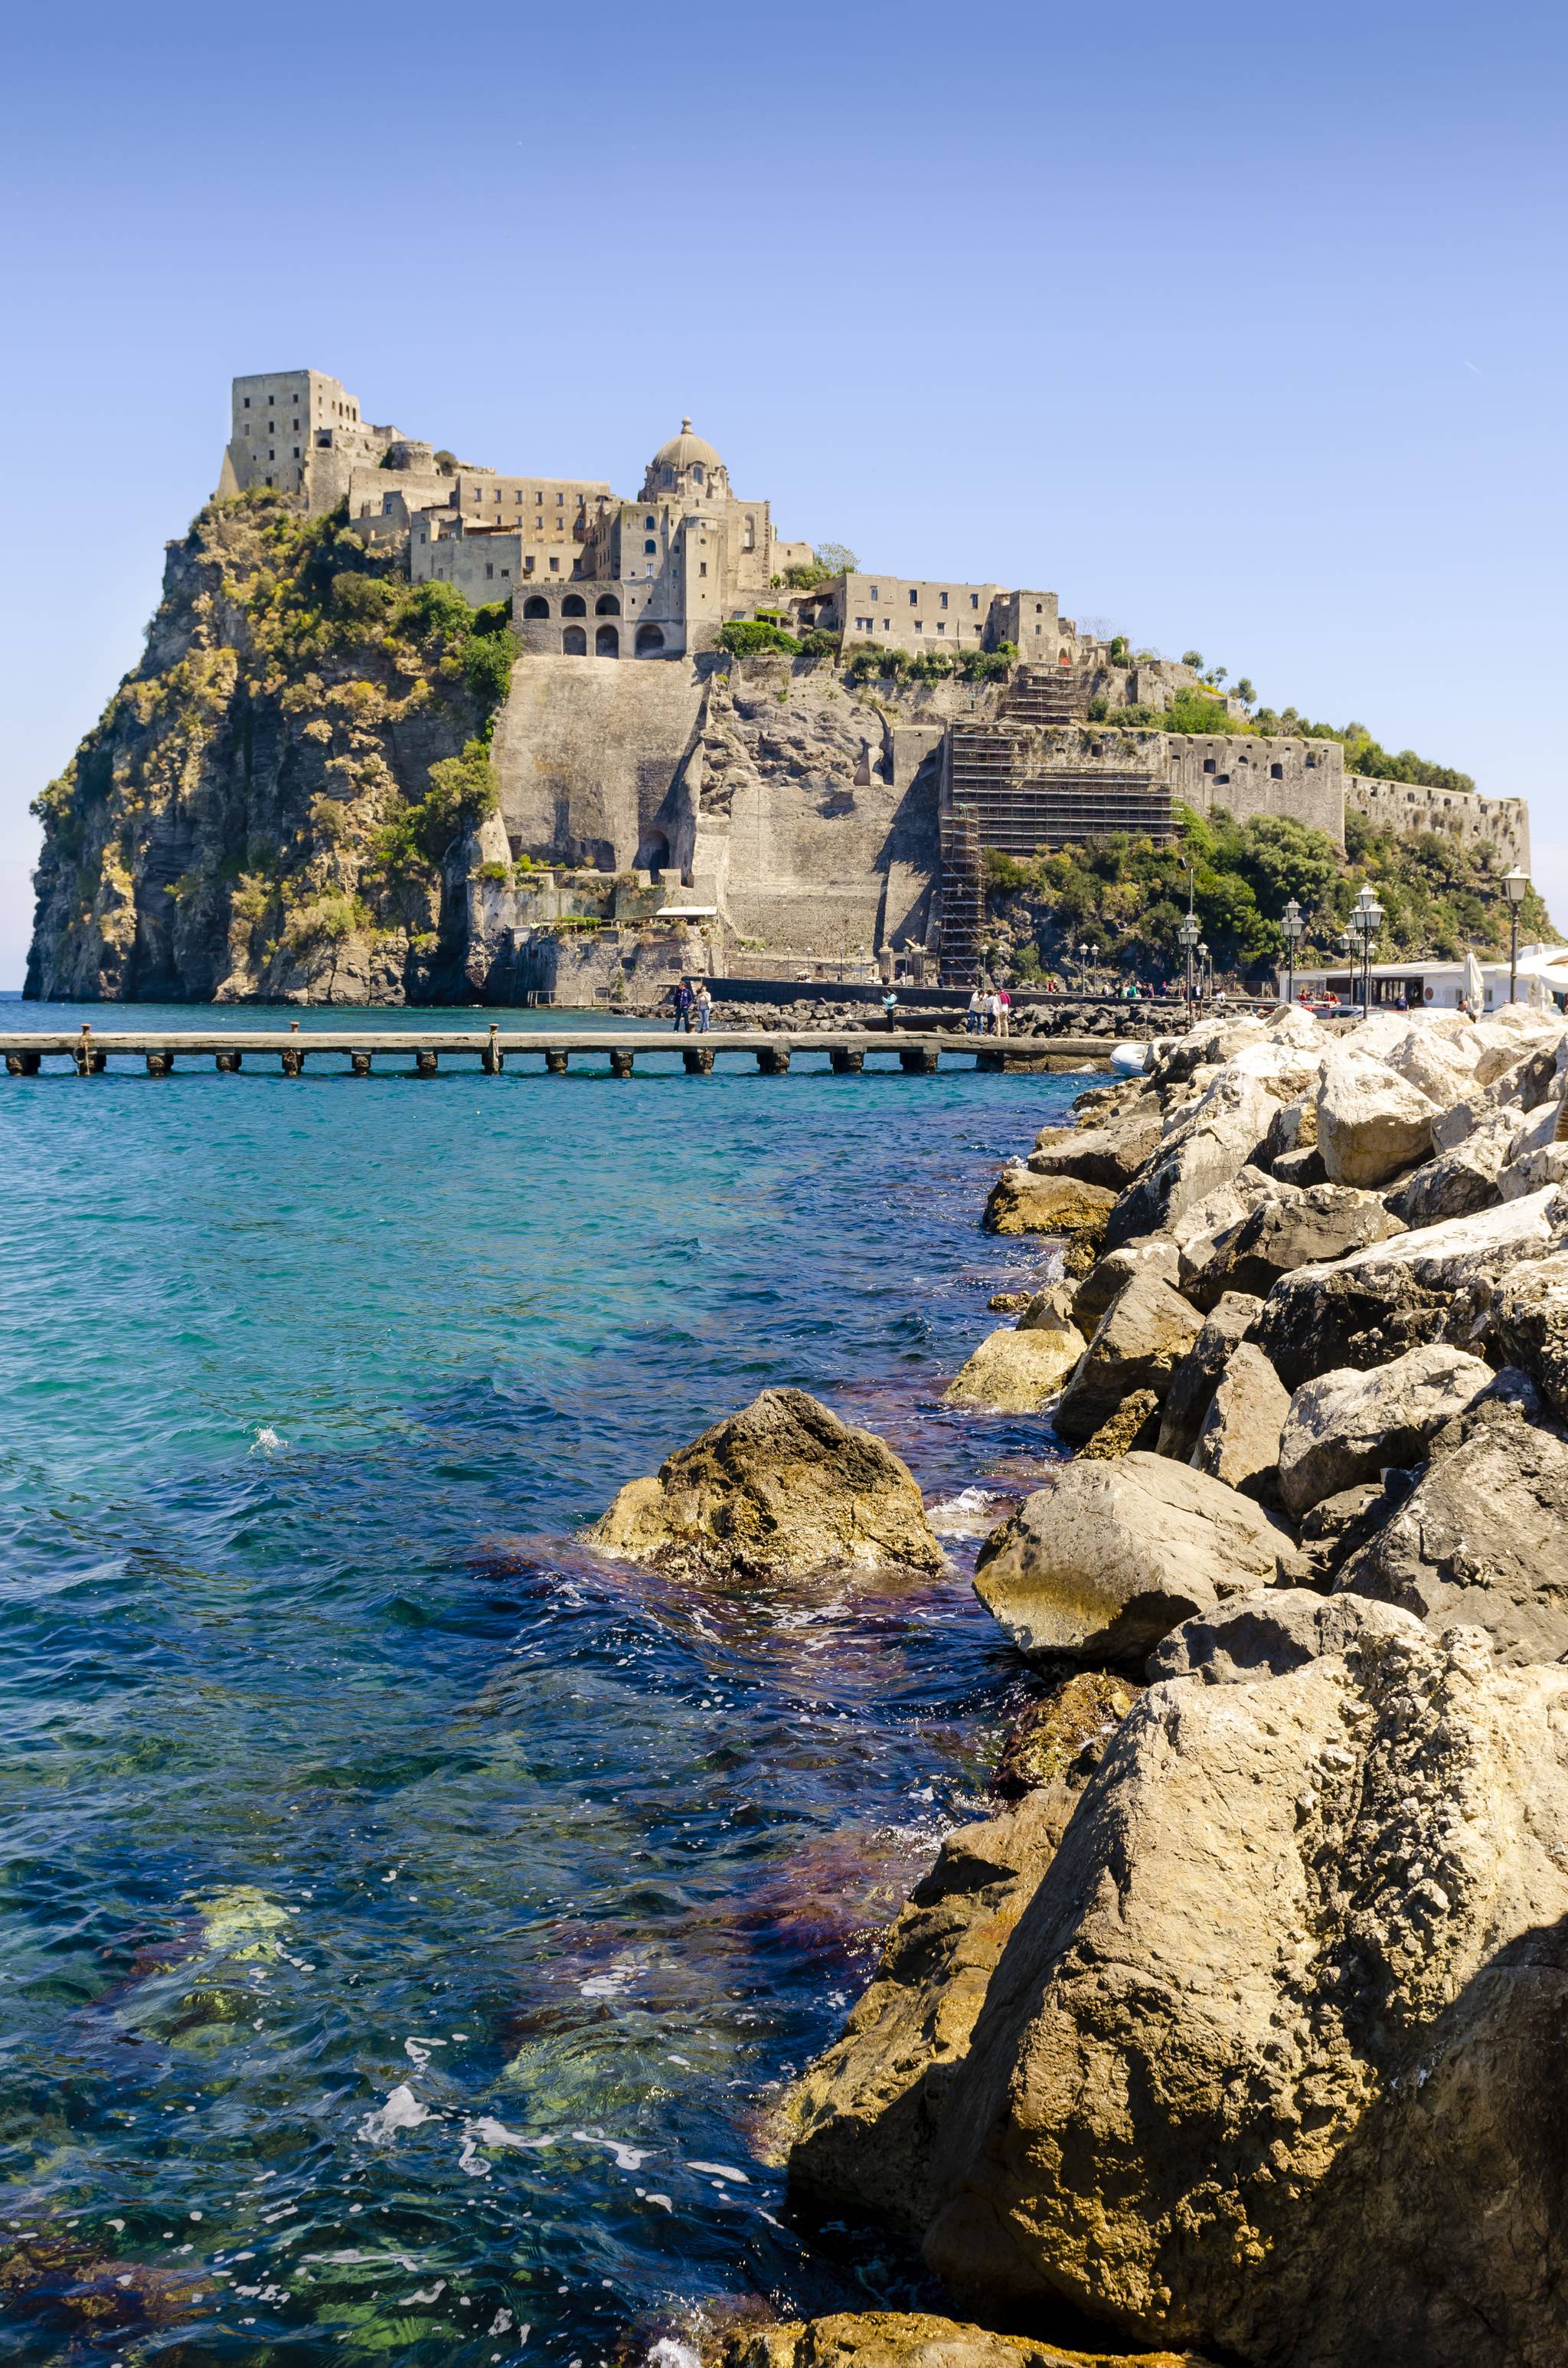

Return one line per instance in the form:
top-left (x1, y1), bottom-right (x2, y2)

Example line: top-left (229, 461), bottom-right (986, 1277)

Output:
top-left (1190, 1343), bottom-right (1289, 1500)
top-left (944, 1312), bottom-right (1086, 1413)
top-left (991, 1671), bottom-right (1141, 1800)
top-left (1155, 1291), bottom-right (1263, 1460)
top-left (1259, 1090), bottom-right (1316, 1169)
top-left (1271, 1141), bottom-right (1328, 1186)
top-left (923, 1624), bottom-right (1568, 2368)
top-left (780, 1768), bottom-right (1096, 2232)
top-left (1316, 1045), bottom-right (1436, 1186)
top-left (1293, 1477), bottom-right (1413, 1589)
top-left (725, 2313), bottom-right (1215, 2368)
top-left (1254, 1185), bottom-right (1568, 1389)
top-left (972, 1454), bottom-right (1292, 1665)
top-left (1026, 1106), bottom-right (1161, 1190)
top-left (1067, 1238), bottom-right (1179, 1339)
top-left (985, 1291), bottom-right (1031, 1314)
top-left (588, 1388), bottom-right (942, 1579)
top-left (1076, 1388), bottom-right (1161, 1460)
top-left (1178, 1182), bottom-right (1404, 1311)
top-left (1053, 1273), bottom-right (1203, 1444)
top-left (1147, 1584), bottom-right (1426, 1681)
top-left (1276, 1343), bottom-right (1496, 1515)
top-left (1388, 1123), bottom-right (1515, 1225)
top-left (982, 1169), bottom-right (1117, 1266)
top-left (1336, 1402), bottom-right (1568, 1661)
top-left (1168, 1163), bottom-right (1299, 1260)
top-left (1432, 1035), bottom-right (1565, 1152)
top-left (1383, 1025), bottom-right (1481, 1107)
top-left (1492, 1249), bottom-right (1568, 1415)
top-left (1102, 1070), bottom-right (1281, 1251)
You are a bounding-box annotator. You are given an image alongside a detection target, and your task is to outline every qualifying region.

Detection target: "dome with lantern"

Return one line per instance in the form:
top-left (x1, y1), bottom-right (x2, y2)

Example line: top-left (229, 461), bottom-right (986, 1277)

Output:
top-left (640, 419), bottom-right (730, 503)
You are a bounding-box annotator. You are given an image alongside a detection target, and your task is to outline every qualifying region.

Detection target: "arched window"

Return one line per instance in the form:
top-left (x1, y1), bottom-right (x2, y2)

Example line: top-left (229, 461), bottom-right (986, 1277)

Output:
top-left (635, 622), bottom-right (666, 658)
top-left (561, 594), bottom-right (587, 617)
top-left (596, 623), bottom-right (619, 658)
top-left (644, 539), bottom-right (657, 555)
top-left (595, 594), bottom-right (621, 615)
top-left (562, 626), bottom-right (587, 656)
top-left (522, 595), bottom-right (550, 619)
top-left (691, 464), bottom-right (704, 485)
top-left (644, 516), bottom-right (655, 529)
top-left (743, 516), bottom-right (754, 550)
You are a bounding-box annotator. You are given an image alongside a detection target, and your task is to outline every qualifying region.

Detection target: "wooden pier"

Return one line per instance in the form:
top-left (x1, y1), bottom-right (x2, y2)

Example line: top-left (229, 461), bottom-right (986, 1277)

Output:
top-left (2, 1024), bottom-right (1141, 1079)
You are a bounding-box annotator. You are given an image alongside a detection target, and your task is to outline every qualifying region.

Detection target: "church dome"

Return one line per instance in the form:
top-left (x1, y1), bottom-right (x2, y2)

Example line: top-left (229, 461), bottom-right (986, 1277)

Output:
top-left (652, 418), bottom-right (724, 474)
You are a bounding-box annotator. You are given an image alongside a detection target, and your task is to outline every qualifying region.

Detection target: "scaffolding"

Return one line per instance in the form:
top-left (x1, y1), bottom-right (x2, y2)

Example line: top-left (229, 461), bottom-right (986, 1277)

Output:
top-left (937, 811), bottom-right (985, 986)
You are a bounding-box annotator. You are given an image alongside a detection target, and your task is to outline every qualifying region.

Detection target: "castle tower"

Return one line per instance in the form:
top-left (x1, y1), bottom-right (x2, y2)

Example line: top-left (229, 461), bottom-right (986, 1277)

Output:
top-left (639, 420), bottom-right (731, 508)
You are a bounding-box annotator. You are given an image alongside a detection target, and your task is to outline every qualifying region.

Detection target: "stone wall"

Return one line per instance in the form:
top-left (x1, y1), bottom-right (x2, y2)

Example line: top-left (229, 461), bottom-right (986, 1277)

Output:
top-left (1165, 732), bottom-right (1346, 840)
top-left (1347, 773), bottom-right (1530, 868)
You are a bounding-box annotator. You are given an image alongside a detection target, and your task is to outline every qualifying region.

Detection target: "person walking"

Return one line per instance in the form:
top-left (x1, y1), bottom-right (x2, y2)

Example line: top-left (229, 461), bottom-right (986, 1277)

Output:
top-left (996, 986), bottom-right (1011, 1037)
top-left (674, 976), bottom-right (695, 1032)
top-left (882, 987), bottom-right (899, 1032)
top-left (984, 987), bottom-right (1002, 1035)
top-left (695, 983), bottom-right (713, 1032)
top-left (966, 985), bottom-right (985, 1035)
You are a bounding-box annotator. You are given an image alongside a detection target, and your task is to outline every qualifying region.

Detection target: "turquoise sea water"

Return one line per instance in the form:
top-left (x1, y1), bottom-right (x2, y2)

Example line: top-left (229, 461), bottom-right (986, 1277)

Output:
top-left (0, 1001), bottom-right (1076, 2366)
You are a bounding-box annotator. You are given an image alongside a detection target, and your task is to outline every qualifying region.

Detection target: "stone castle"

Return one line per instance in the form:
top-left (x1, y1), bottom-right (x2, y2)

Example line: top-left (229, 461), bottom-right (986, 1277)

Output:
top-left (217, 369), bottom-right (1531, 980)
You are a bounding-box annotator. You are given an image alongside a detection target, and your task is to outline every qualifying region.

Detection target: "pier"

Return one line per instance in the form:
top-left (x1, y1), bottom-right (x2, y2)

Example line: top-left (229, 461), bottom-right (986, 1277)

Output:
top-left (2, 1025), bottom-right (1141, 1079)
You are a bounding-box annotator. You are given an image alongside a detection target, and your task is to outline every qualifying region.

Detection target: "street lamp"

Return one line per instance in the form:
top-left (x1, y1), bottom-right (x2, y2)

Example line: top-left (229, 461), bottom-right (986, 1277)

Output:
top-left (1349, 884), bottom-right (1383, 1017)
top-left (1077, 940), bottom-right (1089, 996)
top-left (1282, 898), bottom-right (1304, 1006)
top-left (1501, 866), bottom-right (1530, 1004)
top-left (1197, 940), bottom-right (1211, 1011)
top-left (1178, 910), bottom-right (1200, 1020)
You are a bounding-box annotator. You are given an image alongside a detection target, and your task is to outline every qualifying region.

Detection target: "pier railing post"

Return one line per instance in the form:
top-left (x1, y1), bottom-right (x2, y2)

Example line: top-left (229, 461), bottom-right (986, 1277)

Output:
top-left (74, 1026), bottom-right (106, 1076)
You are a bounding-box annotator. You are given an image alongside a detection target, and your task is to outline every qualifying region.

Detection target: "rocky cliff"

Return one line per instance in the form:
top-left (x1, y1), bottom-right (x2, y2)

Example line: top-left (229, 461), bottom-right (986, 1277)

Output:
top-left (25, 492), bottom-right (517, 1003)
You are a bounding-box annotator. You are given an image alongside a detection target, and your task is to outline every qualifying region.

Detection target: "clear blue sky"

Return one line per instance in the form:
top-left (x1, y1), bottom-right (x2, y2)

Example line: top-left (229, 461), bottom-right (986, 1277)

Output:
top-left (2, 0), bottom-right (1564, 986)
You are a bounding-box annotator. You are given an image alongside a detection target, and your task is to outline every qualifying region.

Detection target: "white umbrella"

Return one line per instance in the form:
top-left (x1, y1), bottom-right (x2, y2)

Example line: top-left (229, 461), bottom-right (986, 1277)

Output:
top-left (1462, 947), bottom-right (1485, 1014)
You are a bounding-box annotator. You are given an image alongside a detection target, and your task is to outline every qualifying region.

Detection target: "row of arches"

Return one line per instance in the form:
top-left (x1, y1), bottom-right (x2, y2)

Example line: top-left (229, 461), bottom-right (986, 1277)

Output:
top-left (558, 623), bottom-right (667, 659)
top-left (521, 592), bottom-right (622, 620)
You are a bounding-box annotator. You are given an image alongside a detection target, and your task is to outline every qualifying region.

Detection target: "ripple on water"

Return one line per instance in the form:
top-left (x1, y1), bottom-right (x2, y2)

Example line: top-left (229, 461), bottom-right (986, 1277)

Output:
top-left (0, 1000), bottom-right (1073, 2364)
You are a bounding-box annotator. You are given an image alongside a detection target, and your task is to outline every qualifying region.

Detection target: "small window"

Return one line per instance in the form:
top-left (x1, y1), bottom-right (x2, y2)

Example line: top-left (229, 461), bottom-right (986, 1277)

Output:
top-left (936, 621), bottom-right (946, 633)
top-left (699, 561), bottom-right (707, 577)
top-left (1270, 762), bottom-right (1283, 780)
top-left (292, 446), bottom-right (300, 458)
top-left (939, 591), bottom-right (948, 609)
top-left (908, 590), bottom-right (918, 606)
top-left (1203, 757), bottom-right (1217, 774)
top-left (645, 538), bottom-right (657, 554)
top-left (1034, 602), bottom-right (1042, 613)
top-left (914, 620), bottom-right (923, 633)
top-left (485, 563), bottom-right (494, 579)
top-left (645, 515), bottom-right (655, 529)
top-left (268, 394), bottom-right (275, 407)
top-left (243, 396), bottom-right (250, 408)
top-left (550, 557), bottom-right (560, 572)
top-left (557, 492), bottom-right (564, 505)
top-left (970, 594), bottom-right (979, 609)
top-left (869, 585), bottom-right (878, 600)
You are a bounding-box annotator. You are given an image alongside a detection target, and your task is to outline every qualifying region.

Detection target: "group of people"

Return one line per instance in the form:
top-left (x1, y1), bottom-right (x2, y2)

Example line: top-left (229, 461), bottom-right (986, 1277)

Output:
top-left (965, 986), bottom-right (1013, 1035)
top-left (671, 977), bottom-right (714, 1032)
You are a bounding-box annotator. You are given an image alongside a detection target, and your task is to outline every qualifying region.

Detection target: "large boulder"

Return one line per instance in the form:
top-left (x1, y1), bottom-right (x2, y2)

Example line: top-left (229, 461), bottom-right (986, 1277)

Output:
top-left (1276, 1343), bottom-right (1496, 1515)
top-left (727, 2312), bottom-right (1215, 2368)
top-left (1053, 1272), bottom-right (1203, 1444)
top-left (1178, 1182), bottom-right (1404, 1311)
top-left (1387, 1123), bottom-right (1517, 1225)
top-left (1146, 1584), bottom-right (1426, 1682)
top-left (923, 1624), bottom-right (1568, 2368)
top-left (781, 1680), bottom-right (1135, 2236)
top-left (1336, 1399), bottom-right (1568, 1662)
top-left (1432, 1035), bottom-right (1564, 1153)
top-left (973, 1454), bottom-right (1292, 1665)
top-left (1102, 1070), bottom-right (1281, 1251)
top-left (982, 1167), bottom-right (1117, 1266)
top-left (1492, 1248), bottom-right (1568, 1415)
top-left (1067, 1238), bottom-right (1181, 1339)
top-left (1027, 1104), bottom-right (1162, 1191)
top-left (943, 1307), bottom-right (1086, 1414)
top-left (1316, 1044), bottom-right (1436, 1186)
top-left (1190, 1341), bottom-right (1289, 1501)
top-left (1155, 1291), bottom-right (1263, 1460)
top-left (588, 1388), bottom-right (942, 1579)
top-left (1254, 1185), bottom-right (1568, 1390)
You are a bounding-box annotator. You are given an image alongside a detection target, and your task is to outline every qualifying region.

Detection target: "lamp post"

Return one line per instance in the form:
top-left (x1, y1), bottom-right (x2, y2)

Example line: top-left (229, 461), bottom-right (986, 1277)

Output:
top-left (1178, 911), bottom-right (1200, 1022)
top-left (1077, 940), bottom-right (1089, 996)
top-left (1502, 866), bottom-right (1530, 1003)
top-left (1282, 898), bottom-right (1304, 1006)
top-left (1197, 940), bottom-right (1210, 1014)
top-left (1349, 884), bottom-right (1383, 1018)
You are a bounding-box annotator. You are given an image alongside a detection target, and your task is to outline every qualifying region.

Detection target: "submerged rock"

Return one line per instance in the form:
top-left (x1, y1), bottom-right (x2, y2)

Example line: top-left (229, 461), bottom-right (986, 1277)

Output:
top-left (923, 1624), bottom-right (1568, 2368)
top-left (991, 1671), bottom-right (1141, 1799)
top-left (588, 1388), bottom-right (942, 1580)
top-left (982, 1167), bottom-right (1116, 1260)
top-left (724, 2313), bottom-right (1214, 2368)
top-left (972, 1454), bottom-right (1291, 1665)
top-left (945, 1295), bottom-right (1085, 1413)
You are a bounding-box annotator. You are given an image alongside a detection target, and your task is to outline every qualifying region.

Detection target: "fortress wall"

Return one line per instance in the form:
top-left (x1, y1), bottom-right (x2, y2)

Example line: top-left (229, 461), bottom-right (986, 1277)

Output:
top-left (1347, 774), bottom-right (1530, 868)
top-left (1163, 733), bottom-right (1345, 842)
top-left (489, 656), bottom-right (706, 873)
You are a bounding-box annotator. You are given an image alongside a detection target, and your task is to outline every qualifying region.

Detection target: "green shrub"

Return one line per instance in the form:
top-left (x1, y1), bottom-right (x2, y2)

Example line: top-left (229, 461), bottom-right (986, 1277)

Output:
top-left (796, 627), bottom-right (840, 659)
top-left (718, 620), bottom-right (802, 657)
top-left (460, 626), bottom-right (520, 704)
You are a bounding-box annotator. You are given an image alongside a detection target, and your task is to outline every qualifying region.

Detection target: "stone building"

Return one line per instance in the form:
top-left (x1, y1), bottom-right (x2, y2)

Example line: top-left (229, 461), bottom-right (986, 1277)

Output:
top-left (217, 369), bottom-right (404, 512)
